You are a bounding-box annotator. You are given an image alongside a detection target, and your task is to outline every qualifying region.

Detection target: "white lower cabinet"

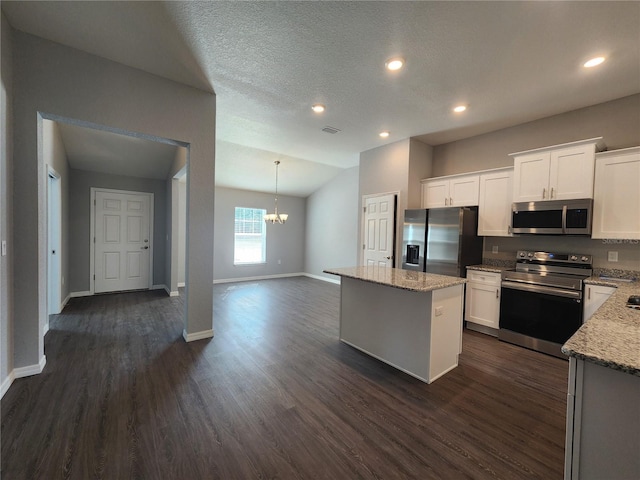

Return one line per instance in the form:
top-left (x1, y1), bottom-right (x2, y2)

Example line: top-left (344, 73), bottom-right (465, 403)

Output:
top-left (464, 270), bottom-right (501, 335)
top-left (582, 284), bottom-right (616, 322)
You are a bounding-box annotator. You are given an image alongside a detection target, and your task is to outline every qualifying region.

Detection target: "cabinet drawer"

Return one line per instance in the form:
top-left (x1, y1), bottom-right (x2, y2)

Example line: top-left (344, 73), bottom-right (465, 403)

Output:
top-left (467, 271), bottom-right (501, 285)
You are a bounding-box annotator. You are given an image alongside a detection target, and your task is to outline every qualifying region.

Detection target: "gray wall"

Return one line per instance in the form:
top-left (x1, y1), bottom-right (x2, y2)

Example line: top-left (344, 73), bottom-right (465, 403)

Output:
top-left (11, 29), bottom-right (215, 371)
top-left (431, 94), bottom-right (640, 177)
top-left (68, 169), bottom-right (167, 293)
top-left (305, 166), bottom-right (359, 280)
top-left (358, 138), bottom-right (432, 266)
top-left (1, 12), bottom-right (14, 387)
top-left (42, 120), bottom-right (70, 306)
top-left (214, 187), bottom-right (305, 281)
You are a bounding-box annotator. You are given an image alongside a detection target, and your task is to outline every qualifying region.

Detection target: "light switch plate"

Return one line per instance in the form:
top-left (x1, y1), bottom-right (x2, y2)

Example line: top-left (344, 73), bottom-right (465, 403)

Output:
top-left (492, 245), bottom-right (499, 254)
top-left (608, 251), bottom-right (619, 262)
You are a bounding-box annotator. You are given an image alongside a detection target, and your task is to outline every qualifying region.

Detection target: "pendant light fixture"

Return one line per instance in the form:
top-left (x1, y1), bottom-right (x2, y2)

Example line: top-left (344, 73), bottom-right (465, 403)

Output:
top-left (264, 160), bottom-right (288, 224)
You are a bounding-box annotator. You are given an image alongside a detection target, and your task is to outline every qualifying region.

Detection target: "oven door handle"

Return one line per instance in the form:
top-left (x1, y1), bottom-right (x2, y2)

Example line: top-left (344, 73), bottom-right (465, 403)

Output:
top-left (501, 281), bottom-right (582, 299)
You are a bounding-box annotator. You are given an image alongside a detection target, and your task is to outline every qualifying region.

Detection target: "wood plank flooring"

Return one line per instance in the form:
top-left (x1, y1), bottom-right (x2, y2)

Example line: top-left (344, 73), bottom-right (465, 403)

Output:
top-left (1, 277), bottom-right (569, 479)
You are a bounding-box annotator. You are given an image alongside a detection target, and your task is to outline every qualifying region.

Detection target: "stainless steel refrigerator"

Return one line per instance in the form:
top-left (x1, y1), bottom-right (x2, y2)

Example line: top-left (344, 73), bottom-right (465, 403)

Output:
top-left (402, 207), bottom-right (483, 277)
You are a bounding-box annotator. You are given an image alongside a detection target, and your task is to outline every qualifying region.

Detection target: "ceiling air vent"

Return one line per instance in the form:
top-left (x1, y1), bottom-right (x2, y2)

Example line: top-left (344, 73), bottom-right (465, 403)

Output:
top-left (322, 126), bottom-right (341, 134)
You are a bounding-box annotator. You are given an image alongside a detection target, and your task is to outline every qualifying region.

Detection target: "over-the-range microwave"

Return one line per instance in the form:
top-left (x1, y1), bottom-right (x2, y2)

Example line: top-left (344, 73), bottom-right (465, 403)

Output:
top-left (511, 198), bottom-right (593, 235)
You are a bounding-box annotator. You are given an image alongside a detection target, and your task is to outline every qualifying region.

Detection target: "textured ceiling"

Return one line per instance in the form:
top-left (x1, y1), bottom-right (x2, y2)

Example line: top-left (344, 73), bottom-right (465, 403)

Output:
top-left (3, 1), bottom-right (639, 196)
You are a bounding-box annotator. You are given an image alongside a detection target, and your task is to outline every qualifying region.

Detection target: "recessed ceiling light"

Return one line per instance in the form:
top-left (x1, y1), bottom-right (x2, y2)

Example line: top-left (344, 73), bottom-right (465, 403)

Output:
top-left (385, 57), bottom-right (404, 71)
top-left (453, 105), bottom-right (467, 113)
top-left (311, 104), bottom-right (325, 113)
top-left (379, 131), bottom-right (390, 138)
top-left (584, 56), bottom-right (605, 68)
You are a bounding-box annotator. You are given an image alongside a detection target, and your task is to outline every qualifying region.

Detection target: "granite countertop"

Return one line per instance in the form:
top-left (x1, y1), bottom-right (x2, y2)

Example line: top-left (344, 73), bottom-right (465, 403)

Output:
top-left (562, 278), bottom-right (640, 377)
top-left (323, 266), bottom-right (466, 293)
top-left (466, 264), bottom-right (511, 274)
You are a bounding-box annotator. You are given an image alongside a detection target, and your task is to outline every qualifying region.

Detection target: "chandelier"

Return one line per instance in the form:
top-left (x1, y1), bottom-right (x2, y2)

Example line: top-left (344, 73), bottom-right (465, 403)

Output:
top-left (264, 160), bottom-right (288, 224)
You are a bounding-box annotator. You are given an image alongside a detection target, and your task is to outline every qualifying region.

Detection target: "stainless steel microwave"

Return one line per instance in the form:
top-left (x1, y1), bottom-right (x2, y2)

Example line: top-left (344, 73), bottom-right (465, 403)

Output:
top-left (511, 199), bottom-right (593, 235)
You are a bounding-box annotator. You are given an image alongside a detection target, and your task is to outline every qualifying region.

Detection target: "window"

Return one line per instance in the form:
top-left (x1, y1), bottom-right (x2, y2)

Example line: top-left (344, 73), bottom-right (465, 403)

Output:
top-left (234, 207), bottom-right (266, 264)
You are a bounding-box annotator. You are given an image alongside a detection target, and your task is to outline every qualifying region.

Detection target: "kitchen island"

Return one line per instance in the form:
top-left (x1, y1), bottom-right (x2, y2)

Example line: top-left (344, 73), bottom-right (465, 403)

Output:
top-left (324, 266), bottom-right (466, 384)
top-left (562, 277), bottom-right (640, 480)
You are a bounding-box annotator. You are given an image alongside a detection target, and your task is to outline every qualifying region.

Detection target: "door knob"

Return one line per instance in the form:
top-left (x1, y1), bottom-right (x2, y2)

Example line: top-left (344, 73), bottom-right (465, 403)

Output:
top-left (385, 256), bottom-right (391, 259)
top-left (141, 246), bottom-right (149, 250)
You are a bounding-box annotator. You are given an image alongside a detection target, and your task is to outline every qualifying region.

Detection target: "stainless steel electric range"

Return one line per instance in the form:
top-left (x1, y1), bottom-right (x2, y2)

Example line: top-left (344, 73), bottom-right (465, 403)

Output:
top-left (499, 250), bottom-right (593, 359)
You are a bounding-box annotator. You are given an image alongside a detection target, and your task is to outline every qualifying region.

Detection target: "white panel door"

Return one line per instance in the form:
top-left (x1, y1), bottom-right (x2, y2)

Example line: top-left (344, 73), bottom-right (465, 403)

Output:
top-left (95, 190), bottom-right (151, 293)
top-left (362, 193), bottom-right (396, 267)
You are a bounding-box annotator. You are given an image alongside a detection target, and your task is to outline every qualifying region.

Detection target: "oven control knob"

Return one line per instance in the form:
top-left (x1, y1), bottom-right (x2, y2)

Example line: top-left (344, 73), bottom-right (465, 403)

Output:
top-left (581, 256), bottom-right (589, 262)
top-left (527, 252), bottom-right (534, 258)
top-left (570, 255), bottom-right (578, 261)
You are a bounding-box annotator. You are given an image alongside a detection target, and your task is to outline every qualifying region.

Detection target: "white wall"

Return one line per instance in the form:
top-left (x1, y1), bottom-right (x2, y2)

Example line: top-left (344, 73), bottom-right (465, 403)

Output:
top-left (305, 167), bottom-right (359, 280)
top-left (178, 180), bottom-right (187, 285)
top-left (42, 120), bottom-right (70, 306)
top-left (11, 30), bottom-right (215, 373)
top-left (1, 12), bottom-right (15, 393)
top-left (214, 187), bottom-right (305, 281)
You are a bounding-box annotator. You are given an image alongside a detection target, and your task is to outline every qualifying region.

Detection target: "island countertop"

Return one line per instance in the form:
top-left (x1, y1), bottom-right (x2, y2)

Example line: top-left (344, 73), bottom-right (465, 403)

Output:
top-left (323, 266), bottom-right (466, 293)
top-left (562, 277), bottom-right (640, 377)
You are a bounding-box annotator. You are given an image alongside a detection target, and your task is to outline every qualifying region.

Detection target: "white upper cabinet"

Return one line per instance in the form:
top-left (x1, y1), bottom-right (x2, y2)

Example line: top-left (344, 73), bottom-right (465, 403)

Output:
top-left (591, 146), bottom-right (640, 240)
top-left (511, 138), bottom-right (605, 202)
top-left (421, 174), bottom-right (479, 208)
top-left (478, 168), bottom-right (513, 237)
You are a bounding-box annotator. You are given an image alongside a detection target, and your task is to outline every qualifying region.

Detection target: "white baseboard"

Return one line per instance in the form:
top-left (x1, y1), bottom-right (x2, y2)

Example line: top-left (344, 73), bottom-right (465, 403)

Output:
top-left (70, 290), bottom-right (92, 298)
top-left (303, 273), bottom-right (341, 285)
top-left (169, 290), bottom-right (179, 297)
top-left (60, 293), bottom-right (71, 310)
top-left (14, 355), bottom-right (46, 379)
top-left (177, 282), bottom-right (185, 288)
top-left (1, 371), bottom-right (15, 399)
top-left (213, 272), bottom-right (304, 284)
top-left (182, 329), bottom-right (214, 342)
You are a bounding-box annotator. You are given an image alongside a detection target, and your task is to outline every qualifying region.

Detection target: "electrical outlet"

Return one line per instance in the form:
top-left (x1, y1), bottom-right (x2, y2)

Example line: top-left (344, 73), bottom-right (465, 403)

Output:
top-left (1, 240), bottom-right (6, 256)
top-left (435, 306), bottom-right (443, 316)
top-left (608, 251), bottom-right (619, 262)
top-left (277, 259), bottom-right (281, 265)
top-left (492, 245), bottom-right (499, 254)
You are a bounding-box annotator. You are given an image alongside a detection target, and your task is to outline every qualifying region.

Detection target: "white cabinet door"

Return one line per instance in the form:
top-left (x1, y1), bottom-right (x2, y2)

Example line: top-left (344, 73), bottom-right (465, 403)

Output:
top-left (583, 285), bottom-right (616, 322)
top-left (450, 175), bottom-right (479, 207)
top-left (513, 151), bottom-right (550, 202)
top-left (422, 174), bottom-right (479, 208)
top-left (550, 144), bottom-right (596, 200)
top-left (591, 147), bottom-right (640, 240)
top-left (422, 179), bottom-right (449, 208)
top-left (478, 169), bottom-right (513, 236)
top-left (465, 271), bottom-right (501, 330)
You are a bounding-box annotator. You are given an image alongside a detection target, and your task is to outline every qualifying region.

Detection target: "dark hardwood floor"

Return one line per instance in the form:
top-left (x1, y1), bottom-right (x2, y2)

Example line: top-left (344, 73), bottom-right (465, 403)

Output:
top-left (1, 277), bottom-right (569, 479)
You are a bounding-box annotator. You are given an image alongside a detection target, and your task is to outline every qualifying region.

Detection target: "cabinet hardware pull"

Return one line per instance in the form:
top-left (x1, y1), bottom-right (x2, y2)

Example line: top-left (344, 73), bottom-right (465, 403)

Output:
top-left (588, 287), bottom-right (591, 300)
top-left (551, 187), bottom-right (554, 199)
top-left (508, 225), bottom-right (512, 234)
top-left (445, 198), bottom-right (448, 206)
top-left (543, 187), bottom-right (546, 199)
top-left (496, 289), bottom-right (499, 299)
top-left (450, 197), bottom-right (453, 205)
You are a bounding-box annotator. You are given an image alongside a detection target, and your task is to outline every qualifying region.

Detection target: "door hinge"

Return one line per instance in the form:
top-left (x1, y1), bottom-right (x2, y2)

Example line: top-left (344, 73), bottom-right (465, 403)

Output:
top-left (94, 199), bottom-right (96, 206)
top-left (93, 274), bottom-right (95, 280)
top-left (93, 236), bottom-right (96, 243)
top-left (362, 244), bottom-right (365, 250)
top-left (363, 206), bottom-right (366, 213)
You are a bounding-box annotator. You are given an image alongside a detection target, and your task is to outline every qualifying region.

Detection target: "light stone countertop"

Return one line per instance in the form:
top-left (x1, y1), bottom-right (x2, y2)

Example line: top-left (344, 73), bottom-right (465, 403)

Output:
top-left (466, 264), bottom-right (511, 274)
top-left (562, 277), bottom-right (640, 377)
top-left (323, 266), bottom-right (466, 293)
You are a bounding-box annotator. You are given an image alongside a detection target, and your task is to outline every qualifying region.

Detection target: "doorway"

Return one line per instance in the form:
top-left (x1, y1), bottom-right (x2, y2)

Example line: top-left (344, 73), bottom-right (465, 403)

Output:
top-left (92, 188), bottom-right (153, 294)
top-left (47, 167), bottom-right (62, 319)
top-left (361, 192), bottom-right (397, 267)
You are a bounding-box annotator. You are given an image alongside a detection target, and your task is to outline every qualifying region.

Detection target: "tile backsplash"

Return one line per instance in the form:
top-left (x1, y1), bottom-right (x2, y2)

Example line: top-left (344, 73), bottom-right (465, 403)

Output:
top-left (482, 236), bottom-right (640, 273)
